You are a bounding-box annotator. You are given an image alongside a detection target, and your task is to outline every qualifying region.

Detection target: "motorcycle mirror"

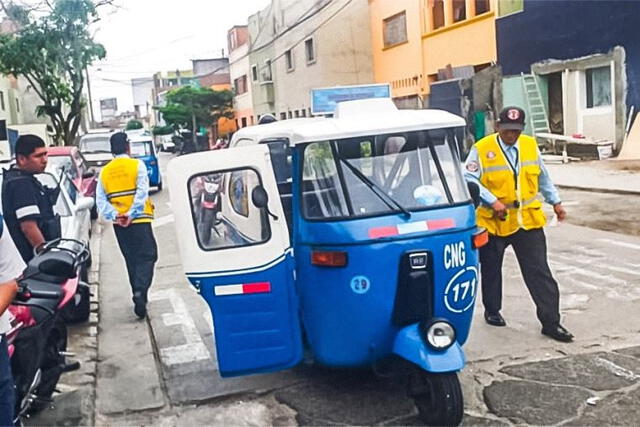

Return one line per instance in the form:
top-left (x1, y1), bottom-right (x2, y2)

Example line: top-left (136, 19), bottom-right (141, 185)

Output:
top-left (467, 181), bottom-right (481, 208)
top-left (251, 186), bottom-right (269, 209)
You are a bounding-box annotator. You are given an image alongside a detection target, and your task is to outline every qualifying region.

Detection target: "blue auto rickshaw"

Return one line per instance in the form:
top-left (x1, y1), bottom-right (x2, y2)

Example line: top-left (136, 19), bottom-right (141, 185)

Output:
top-left (167, 99), bottom-right (486, 426)
top-left (130, 135), bottom-right (163, 190)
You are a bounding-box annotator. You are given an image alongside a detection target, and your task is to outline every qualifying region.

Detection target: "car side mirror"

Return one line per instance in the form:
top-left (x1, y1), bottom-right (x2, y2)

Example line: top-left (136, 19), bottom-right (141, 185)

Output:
top-left (82, 170), bottom-right (95, 179)
top-left (75, 196), bottom-right (95, 212)
top-left (467, 181), bottom-right (481, 208)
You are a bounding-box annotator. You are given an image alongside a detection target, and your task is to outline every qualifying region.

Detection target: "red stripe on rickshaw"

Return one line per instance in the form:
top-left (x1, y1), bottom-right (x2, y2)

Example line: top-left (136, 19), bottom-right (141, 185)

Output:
top-left (368, 226), bottom-right (399, 239)
top-left (426, 218), bottom-right (456, 230)
top-left (242, 282), bottom-right (271, 294)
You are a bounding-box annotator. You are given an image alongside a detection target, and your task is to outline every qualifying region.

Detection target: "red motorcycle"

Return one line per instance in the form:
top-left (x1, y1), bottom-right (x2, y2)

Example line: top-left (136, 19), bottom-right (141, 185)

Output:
top-left (7, 239), bottom-right (88, 423)
top-left (194, 174), bottom-right (223, 245)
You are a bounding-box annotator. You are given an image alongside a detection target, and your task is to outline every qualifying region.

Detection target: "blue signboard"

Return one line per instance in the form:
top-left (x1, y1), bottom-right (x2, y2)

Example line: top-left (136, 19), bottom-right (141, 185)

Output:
top-left (311, 84), bottom-right (391, 115)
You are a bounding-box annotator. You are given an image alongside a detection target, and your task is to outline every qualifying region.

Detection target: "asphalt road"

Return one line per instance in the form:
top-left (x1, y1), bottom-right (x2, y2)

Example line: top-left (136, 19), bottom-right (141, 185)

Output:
top-left (92, 152), bottom-right (640, 426)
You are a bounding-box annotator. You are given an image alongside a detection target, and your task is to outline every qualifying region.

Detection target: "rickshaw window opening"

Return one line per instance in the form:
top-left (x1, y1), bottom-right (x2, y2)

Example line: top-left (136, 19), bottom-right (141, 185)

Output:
top-left (424, 135), bottom-right (454, 204)
top-left (186, 166), bottom-right (273, 253)
top-left (330, 141), bottom-right (355, 216)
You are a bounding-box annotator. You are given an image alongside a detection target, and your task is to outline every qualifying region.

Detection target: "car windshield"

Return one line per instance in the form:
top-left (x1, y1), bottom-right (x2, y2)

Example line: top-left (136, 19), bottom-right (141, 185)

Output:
top-left (301, 128), bottom-right (469, 220)
top-left (80, 136), bottom-right (111, 153)
top-left (130, 141), bottom-right (152, 157)
top-left (47, 155), bottom-right (73, 170)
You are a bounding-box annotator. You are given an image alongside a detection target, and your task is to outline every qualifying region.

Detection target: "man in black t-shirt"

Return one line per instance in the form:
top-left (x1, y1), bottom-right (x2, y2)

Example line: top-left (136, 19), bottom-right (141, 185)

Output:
top-left (1, 135), bottom-right (60, 263)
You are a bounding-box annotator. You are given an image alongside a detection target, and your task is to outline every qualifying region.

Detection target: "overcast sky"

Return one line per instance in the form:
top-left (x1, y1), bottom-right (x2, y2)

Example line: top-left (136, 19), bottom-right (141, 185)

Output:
top-left (89, 0), bottom-right (271, 118)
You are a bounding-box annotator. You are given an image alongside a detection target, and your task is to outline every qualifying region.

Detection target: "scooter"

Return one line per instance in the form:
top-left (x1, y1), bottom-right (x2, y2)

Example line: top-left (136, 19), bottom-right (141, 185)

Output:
top-left (7, 239), bottom-right (89, 423)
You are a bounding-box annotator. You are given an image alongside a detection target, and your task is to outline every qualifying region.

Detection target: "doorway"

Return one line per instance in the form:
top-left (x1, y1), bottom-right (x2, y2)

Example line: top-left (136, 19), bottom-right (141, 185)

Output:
top-left (547, 72), bottom-right (564, 134)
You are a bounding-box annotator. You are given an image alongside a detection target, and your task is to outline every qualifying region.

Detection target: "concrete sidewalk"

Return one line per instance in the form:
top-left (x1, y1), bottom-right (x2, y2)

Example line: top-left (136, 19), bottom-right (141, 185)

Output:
top-left (546, 160), bottom-right (640, 194)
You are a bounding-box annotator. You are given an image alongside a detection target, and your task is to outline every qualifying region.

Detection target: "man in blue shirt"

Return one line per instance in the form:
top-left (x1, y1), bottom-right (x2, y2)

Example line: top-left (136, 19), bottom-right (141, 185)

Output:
top-left (465, 107), bottom-right (573, 343)
top-left (96, 133), bottom-right (157, 318)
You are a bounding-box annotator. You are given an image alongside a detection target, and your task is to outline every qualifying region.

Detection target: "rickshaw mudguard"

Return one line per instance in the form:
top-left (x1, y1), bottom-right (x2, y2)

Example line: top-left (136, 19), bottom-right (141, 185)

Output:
top-left (392, 323), bottom-right (465, 373)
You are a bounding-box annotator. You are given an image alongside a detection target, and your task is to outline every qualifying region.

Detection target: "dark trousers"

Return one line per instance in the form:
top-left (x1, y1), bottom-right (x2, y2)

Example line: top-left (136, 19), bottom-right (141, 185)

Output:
top-left (0, 336), bottom-right (14, 427)
top-left (479, 228), bottom-right (560, 328)
top-left (114, 223), bottom-right (158, 303)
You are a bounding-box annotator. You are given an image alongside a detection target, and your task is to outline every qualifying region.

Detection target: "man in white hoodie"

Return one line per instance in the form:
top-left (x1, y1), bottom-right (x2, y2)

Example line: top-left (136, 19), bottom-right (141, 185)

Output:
top-left (0, 214), bottom-right (23, 425)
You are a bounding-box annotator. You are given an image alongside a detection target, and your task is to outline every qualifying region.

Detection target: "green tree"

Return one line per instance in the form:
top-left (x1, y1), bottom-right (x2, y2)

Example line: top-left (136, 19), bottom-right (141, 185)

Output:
top-left (156, 86), bottom-right (233, 148)
top-left (151, 125), bottom-right (174, 136)
top-left (125, 119), bottom-right (144, 130)
top-left (0, 0), bottom-right (107, 145)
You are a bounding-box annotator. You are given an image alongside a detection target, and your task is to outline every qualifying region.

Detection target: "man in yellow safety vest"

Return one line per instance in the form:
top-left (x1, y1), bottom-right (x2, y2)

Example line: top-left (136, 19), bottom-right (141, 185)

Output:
top-left (465, 106), bottom-right (573, 342)
top-left (96, 132), bottom-right (157, 319)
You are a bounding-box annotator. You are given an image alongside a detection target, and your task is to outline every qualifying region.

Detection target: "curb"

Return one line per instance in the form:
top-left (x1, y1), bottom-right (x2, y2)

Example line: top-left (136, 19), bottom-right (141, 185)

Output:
top-left (557, 184), bottom-right (640, 197)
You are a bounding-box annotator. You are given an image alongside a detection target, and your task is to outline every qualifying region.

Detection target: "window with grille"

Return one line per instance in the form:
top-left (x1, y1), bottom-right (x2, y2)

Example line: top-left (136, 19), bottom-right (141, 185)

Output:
top-left (586, 66), bottom-right (612, 108)
top-left (475, 0), bottom-right (490, 14)
top-left (285, 49), bottom-right (294, 71)
top-left (432, 0), bottom-right (445, 29)
top-left (305, 38), bottom-right (316, 64)
top-left (383, 11), bottom-right (408, 48)
top-left (234, 75), bottom-right (248, 95)
top-left (453, 0), bottom-right (466, 22)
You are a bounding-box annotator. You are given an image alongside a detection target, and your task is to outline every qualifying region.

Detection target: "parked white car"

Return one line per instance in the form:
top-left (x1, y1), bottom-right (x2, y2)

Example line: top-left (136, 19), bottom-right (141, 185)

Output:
top-left (156, 134), bottom-right (176, 152)
top-left (79, 132), bottom-right (113, 171)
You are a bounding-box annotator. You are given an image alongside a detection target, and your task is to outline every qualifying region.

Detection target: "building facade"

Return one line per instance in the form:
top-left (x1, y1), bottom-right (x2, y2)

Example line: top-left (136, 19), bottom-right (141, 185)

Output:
top-left (497, 0), bottom-right (640, 151)
top-left (369, 0), bottom-right (497, 108)
top-left (272, 0), bottom-right (374, 119)
top-left (131, 77), bottom-right (154, 122)
top-left (248, 4), bottom-right (277, 119)
top-left (228, 25), bottom-right (255, 129)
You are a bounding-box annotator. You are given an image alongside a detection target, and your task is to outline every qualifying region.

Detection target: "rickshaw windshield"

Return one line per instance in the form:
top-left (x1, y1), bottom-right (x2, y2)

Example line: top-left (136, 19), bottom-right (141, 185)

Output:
top-left (130, 141), bottom-right (152, 157)
top-left (301, 127), bottom-right (469, 220)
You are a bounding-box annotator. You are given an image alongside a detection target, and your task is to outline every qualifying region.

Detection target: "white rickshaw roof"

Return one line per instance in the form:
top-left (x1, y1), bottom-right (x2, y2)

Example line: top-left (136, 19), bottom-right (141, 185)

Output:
top-left (232, 98), bottom-right (466, 146)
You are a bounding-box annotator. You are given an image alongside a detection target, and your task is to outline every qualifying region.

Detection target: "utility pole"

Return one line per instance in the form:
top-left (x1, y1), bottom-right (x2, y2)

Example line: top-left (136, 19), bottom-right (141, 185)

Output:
top-left (85, 67), bottom-right (95, 128)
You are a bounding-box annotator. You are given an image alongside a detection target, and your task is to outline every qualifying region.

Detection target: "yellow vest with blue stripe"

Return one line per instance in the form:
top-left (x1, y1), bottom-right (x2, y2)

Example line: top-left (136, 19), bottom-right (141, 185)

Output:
top-left (475, 133), bottom-right (546, 237)
top-left (100, 157), bottom-right (154, 224)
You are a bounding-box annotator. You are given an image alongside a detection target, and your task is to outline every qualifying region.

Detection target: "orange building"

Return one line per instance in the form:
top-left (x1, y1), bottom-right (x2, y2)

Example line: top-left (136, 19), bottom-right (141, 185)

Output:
top-left (369, 0), bottom-right (497, 107)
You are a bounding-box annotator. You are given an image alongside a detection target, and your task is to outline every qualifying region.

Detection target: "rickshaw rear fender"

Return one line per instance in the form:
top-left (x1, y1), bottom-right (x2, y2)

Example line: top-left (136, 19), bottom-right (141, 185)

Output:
top-left (393, 323), bottom-right (465, 373)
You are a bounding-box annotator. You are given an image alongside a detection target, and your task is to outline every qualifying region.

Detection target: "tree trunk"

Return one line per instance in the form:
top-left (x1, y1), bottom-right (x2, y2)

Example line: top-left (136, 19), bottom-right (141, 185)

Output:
top-left (192, 111), bottom-right (198, 151)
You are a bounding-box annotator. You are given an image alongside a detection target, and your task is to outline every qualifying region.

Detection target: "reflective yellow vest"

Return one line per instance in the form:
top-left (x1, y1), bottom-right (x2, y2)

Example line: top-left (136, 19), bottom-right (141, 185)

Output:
top-left (100, 157), bottom-right (154, 224)
top-left (475, 134), bottom-right (546, 236)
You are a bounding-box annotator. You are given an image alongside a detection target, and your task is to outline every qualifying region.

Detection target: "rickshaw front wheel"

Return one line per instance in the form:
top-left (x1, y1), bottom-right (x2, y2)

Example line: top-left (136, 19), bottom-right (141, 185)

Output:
top-left (410, 371), bottom-right (463, 426)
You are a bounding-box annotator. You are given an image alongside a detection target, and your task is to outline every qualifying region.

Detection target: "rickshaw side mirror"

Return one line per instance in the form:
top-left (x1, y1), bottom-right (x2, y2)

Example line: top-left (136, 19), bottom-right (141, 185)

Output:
top-left (252, 186), bottom-right (269, 209)
top-left (467, 182), bottom-right (481, 208)
top-left (252, 186), bottom-right (279, 221)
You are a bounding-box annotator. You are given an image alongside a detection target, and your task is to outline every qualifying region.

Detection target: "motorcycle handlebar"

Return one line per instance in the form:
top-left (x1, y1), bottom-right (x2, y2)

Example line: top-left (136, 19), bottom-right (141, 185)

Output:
top-left (16, 285), bottom-right (61, 301)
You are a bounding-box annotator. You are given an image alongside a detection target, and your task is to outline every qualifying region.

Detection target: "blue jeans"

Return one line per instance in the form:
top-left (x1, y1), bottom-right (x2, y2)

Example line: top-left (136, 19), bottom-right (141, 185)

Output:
top-left (0, 336), bottom-right (14, 427)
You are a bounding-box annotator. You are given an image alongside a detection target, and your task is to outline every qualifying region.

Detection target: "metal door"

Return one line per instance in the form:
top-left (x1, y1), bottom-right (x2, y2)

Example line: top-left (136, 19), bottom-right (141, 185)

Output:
top-left (167, 145), bottom-right (302, 377)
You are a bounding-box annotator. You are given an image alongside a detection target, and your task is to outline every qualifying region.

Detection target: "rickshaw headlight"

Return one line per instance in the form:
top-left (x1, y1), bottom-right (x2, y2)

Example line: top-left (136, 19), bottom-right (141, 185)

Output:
top-left (424, 321), bottom-right (456, 350)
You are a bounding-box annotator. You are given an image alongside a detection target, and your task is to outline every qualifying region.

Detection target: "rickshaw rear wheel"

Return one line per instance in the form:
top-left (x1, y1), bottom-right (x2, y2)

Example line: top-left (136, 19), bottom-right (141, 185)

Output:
top-left (410, 371), bottom-right (463, 426)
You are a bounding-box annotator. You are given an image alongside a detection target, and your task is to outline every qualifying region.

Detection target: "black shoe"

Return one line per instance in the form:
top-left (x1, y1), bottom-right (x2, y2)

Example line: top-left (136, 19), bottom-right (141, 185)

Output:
top-left (133, 294), bottom-right (147, 319)
top-left (484, 311), bottom-right (506, 327)
top-left (541, 324), bottom-right (574, 342)
top-left (134, 301), bottom-right (147, 319)
top-left (61, 360), bottom-right (81, 373)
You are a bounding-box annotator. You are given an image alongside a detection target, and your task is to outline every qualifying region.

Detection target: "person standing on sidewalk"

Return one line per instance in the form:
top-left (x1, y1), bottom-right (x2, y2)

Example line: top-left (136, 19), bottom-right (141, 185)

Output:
top-left (1, 135), bottom-right (61, 263)
top-left (96, 132), bottom-right (157, 319)
top-left (0, 215), bottom-right (23, 426)
top-left (464, 106), bottom-right (573, 342)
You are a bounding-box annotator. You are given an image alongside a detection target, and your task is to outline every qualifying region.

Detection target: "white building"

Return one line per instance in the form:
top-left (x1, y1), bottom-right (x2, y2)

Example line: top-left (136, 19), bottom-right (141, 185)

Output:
top-left (228, 25), bottom-right (254, 129)
top-left (131, 77), bottom-right (154, 122)
top-left (272, 0), bottom-right (374, 119)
